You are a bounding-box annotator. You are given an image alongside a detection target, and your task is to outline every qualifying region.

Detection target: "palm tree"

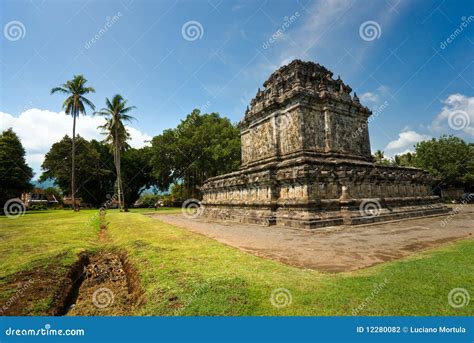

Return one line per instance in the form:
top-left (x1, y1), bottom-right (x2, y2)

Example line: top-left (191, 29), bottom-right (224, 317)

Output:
top-left (373, 150), bottom-right (385, 163)
top-left (96, 95), bottom-right (135, 211)
top-left (51, 75), bottom-right (95, 211)
top-left (394, 155), bottom-right (401, 166)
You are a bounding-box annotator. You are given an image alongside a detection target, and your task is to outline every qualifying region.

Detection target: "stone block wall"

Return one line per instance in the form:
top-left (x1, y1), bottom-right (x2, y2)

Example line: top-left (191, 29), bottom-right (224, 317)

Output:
top-left (201, 60), bottom-right (449, 229)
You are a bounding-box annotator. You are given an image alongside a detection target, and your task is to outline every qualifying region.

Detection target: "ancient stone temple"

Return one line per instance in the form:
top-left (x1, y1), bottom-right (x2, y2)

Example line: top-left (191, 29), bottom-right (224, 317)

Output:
top-left (201, 60), bottom-right (449, 229)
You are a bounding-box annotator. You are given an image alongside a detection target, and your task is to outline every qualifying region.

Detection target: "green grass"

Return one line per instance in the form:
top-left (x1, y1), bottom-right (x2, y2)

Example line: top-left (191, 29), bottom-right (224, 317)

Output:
top-left (0, 209), bottom-right (473, 315)
top-left (0, 209), bottom-right (100, 276)
top-left (125, 207), bottom-right (182, 215)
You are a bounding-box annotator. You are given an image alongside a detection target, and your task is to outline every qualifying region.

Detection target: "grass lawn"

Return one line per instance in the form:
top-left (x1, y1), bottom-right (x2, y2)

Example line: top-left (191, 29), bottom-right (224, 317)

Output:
top-left (0, 209), bottom-right (472, 316)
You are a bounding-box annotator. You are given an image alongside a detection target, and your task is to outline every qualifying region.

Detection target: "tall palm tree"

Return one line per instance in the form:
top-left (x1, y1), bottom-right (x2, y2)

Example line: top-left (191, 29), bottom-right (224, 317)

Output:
top-left (96, 95), bottom-right (135, 211)
top-left (373, 150), bottom-right (385, 163)
top-left (51, 75), bottom-right (95, 211)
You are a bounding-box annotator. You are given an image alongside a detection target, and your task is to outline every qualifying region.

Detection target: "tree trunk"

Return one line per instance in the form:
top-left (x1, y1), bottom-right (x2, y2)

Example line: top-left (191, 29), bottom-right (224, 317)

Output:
top-left (117, 147), bottom-right (124, 211)
top-left (71, 112), bottom-right (76, 211)
top-left (114, 125), bottom-right (123, 212)
top-left (115, 147), bottom-right (121, 211)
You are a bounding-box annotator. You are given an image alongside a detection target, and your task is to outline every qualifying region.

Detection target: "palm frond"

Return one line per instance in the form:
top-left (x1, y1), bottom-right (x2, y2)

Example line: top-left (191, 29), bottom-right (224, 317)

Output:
top-left (80, 96), bottom-right (96, 112)
top-left (50, 86), bottom-right (69, 95)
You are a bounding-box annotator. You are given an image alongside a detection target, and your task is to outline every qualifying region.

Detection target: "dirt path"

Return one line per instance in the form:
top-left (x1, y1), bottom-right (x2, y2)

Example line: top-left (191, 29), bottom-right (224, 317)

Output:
top-left (59, 213), bottom-right (143, 315)
top-left (63, 251), bottom-right (142, 316)
top-left (0, 211), bottom-right (143, 316)
top-left (150, 207), bottom-right (474, 272)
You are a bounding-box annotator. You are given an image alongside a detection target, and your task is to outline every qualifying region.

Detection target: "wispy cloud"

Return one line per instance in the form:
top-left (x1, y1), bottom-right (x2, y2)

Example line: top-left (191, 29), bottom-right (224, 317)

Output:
top-left (264, 0), bottom-right (412, 76)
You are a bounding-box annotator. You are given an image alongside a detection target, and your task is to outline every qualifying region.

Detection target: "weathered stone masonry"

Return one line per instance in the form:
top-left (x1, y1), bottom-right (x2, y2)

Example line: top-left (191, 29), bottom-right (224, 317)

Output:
top-left (201, 60), bottom-right (449, 229)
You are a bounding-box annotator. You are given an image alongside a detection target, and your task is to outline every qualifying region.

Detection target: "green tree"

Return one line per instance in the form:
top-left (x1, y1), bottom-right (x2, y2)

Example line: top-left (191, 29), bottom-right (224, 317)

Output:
top-left (393, 152), bottom-right (415, 167)
top-left (136, 193), bottom-right (162, 208)
top-left (96, 95), bottom-right (136, 211)
top-left (0, 129), bottom-right (33, 212)
top-left (121, 147), bottom-right (154, 210)
top-left (40, 136), bottom-right (113, 207)
top-left (150, 109), bottom-right (240, 197)
top-left (373, 150), bottom-right (388, 164)
top-left (89, 139), bottom-right (116, 199)
top-left (170, 183), bottom-right (192, 202)
top-left (413, 135), bottom-right (474, 188)
top-left (51, 75), bottom-right (95, 210)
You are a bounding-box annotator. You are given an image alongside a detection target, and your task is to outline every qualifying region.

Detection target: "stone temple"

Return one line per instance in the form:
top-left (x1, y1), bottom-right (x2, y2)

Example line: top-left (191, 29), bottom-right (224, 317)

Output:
top-left (201, 60), bottom-right (449, 229)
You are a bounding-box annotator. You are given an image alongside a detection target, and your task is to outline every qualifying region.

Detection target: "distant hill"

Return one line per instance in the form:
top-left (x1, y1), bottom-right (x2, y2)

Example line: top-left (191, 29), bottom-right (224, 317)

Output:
top-left (32, 179), bottom-right (56, 189)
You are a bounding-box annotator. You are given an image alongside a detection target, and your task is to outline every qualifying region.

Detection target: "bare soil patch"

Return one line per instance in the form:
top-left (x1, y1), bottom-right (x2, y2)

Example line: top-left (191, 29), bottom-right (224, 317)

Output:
top-left (57, 251), bottom-right (144, 316)
top-left (150, 206), bottom-right (474, 273)
top-left (0, 259), bottom-right (67, 316)
top-left (1, 251), bottom-right (144, 316)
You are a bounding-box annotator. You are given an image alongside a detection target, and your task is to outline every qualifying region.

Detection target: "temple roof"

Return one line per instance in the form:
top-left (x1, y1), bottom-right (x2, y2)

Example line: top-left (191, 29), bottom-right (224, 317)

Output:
top-left (243, 59), bottom-right (369, 120)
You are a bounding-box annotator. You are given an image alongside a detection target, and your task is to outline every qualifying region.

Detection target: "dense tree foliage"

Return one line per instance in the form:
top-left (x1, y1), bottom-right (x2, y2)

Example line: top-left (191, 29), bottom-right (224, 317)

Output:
top-left (121, 147), bottom-right (154, 209)
top-left (373, 150), bottom-right (390, 165)
top-left (393, 152), bottom-right (415, 167)
top-left (150, 109), bottom-right (241, 197)
top-left (40, 136), bottom-right (153, 207)
top-left (40, 136), bottom-right (113, 207)
top-left (413, 135), bottom-right (473, 188)
top-left (0, 129), bottom-right (33, 211)
top-left (388, 136), bottom-right (473, 190)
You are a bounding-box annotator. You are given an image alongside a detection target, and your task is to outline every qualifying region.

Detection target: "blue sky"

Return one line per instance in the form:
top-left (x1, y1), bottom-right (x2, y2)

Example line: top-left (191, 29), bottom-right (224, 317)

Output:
top-left (0, 0), bottom-right (473, 177)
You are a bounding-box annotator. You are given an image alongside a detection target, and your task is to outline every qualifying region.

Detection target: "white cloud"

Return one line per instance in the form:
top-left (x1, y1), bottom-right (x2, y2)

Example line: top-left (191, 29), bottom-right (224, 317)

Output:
top-left (360, 92), bottom-right (379, 103)
top-left (0, 108), bottom-right (151, 177)
top-left (384, 130), bottom-right (430, 156)
top-left (126, 126), bottom-right (152, 147)
top-left (360, 85), bottom-right (392, 105)
top-left (431, 93), bottom-right (474, 137)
